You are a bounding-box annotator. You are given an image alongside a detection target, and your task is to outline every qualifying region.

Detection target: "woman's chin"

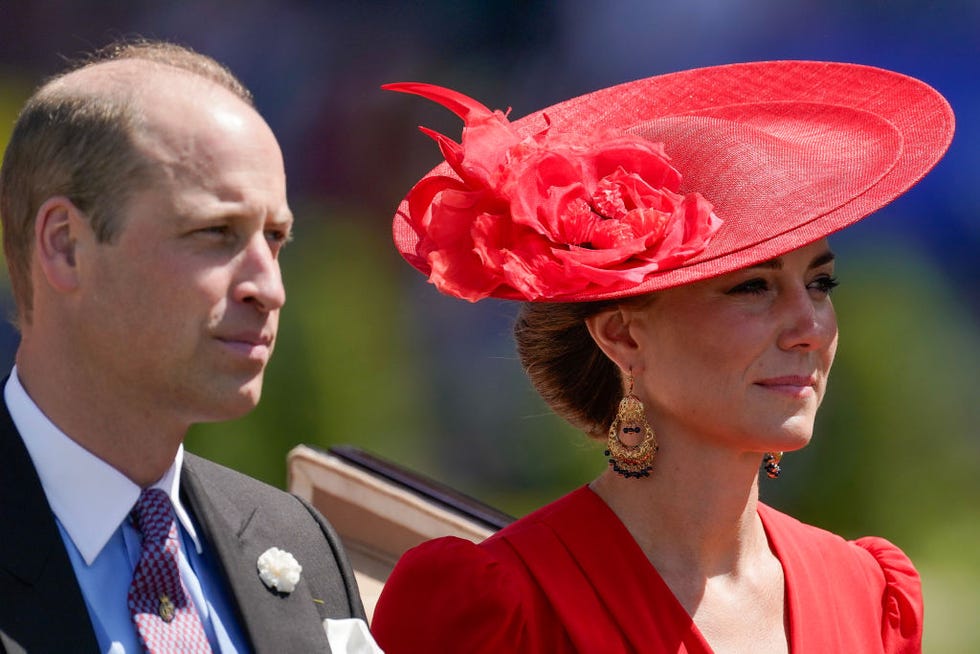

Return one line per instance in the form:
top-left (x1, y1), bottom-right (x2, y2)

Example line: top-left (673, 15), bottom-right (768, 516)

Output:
top-left (757, 418), bottom-right (815, 452)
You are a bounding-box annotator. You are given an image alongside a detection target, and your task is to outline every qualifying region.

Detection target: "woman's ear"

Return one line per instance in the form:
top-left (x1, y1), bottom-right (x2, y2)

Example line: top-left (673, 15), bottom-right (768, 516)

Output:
top-left (34, 196), bottom-right (85, 293)
top-left (585, 306), bottom-right (638, 372)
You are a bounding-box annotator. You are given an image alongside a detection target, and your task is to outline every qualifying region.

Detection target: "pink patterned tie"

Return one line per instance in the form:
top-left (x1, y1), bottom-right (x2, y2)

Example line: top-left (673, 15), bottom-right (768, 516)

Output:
top-left (128, 488), bottom-right (212, 653)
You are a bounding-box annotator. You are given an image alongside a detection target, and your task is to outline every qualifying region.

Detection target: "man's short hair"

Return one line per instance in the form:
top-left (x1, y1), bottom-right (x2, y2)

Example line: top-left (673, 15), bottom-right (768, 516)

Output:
top-left (0, 39), bottom-right (254, 325)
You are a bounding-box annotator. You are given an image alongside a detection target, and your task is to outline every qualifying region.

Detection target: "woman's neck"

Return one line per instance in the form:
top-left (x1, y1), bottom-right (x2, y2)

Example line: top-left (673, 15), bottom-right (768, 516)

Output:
top-left (590, 442), bottom-right (789, 653)
top-left (589, 444), bottom-right (770, 582)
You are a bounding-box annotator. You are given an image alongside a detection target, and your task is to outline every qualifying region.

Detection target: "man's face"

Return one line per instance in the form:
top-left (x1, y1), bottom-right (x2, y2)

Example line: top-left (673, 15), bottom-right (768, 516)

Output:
top-left (74, 79), bottom-right (292, 427)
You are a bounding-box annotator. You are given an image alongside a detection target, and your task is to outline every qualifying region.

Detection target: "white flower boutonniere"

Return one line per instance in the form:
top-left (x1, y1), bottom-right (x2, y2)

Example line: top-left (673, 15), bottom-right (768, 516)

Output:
top-left (257, 547), bottom-right (303, 594)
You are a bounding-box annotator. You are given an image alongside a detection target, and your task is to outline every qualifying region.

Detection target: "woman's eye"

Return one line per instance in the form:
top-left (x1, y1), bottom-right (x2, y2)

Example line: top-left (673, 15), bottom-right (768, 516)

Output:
top-left (809, 275), bottom-right (840, 295)
top-left (726, 278), bottom-right (769, 295)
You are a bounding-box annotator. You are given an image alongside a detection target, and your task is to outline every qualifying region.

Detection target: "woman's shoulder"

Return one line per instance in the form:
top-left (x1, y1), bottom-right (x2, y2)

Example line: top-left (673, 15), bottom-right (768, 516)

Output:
top-left (759, 503), bottom-right (918, 579)
top-left (850, 535), bottom-right (924, 653)
top-left (371, 492), bottom-right (588, 654)
top-left (759, 504), bottom-right (922, 652)
top-left (371, 535), bottom-right (534, 653)
top-left (383, 531), bottom-right (534, 588)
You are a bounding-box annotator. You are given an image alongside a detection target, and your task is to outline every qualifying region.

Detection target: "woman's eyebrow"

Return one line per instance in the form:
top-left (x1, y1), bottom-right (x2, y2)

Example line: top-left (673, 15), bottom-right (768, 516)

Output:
top-left (809, 251), bottom-right (836, 269)
top-left (744, 250), bottom-right (836, 272)
top-left (747, 258), bottom-right (782, 271)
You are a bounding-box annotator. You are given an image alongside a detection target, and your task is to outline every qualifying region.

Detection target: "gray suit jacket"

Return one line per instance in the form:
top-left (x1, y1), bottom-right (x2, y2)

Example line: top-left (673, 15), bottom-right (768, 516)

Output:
top-left (0, 400), bottom-right (365, 653)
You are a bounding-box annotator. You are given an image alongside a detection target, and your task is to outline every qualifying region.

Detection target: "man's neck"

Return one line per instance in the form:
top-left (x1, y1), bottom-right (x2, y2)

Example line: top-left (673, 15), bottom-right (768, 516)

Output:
top-left (14, 352), bottom-right (186, 487)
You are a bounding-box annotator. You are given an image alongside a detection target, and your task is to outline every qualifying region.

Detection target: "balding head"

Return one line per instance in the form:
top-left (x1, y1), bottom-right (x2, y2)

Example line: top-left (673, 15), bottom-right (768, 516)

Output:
top-left (0, 40), bottom-right (255, 325)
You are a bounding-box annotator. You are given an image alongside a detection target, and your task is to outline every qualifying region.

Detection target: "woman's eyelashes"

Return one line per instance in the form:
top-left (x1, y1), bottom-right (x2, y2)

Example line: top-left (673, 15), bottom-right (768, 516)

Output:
top-left (808, 275), bottom-right (840, 295)
top-left (726, 277), bottom-right (769, 295)
top-left (724, 274), bottom-right (839, 297)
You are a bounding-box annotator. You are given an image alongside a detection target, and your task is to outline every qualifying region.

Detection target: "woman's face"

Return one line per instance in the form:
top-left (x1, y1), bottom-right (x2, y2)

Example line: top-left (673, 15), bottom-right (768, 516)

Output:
top-left (628, 239), bottom-right (839, 453)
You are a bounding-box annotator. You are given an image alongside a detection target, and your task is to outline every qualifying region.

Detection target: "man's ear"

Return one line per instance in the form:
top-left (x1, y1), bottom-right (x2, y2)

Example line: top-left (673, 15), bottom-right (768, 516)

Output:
top-left (34, 196), bottom-right (85, 293)
top-left (585, 306), bottom-right (638, 372)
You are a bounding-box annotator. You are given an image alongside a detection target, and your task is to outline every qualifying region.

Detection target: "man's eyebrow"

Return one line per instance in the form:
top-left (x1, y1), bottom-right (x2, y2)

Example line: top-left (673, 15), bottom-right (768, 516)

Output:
top-left (270, 210), bottom-right (294, 228)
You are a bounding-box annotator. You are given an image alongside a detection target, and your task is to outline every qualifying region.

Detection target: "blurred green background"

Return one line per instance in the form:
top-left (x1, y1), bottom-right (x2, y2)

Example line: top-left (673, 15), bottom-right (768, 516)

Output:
top-left (0, 2), bottom-right (976, 651)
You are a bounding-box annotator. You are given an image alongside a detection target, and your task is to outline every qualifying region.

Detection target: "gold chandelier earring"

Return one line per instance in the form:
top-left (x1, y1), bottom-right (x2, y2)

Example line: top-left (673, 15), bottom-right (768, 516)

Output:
top-left (605, 370), bottom-right (658, 479)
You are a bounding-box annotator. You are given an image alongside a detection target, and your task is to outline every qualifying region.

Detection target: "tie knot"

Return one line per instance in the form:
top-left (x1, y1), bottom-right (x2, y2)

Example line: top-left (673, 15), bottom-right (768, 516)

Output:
top-left (132, 488), bottom-right (177, 544)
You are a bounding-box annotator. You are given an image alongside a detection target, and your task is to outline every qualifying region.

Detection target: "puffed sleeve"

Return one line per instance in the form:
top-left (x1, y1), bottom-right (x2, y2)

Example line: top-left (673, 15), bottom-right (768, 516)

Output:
top-left (853, 536), bottom-right (923, 654)
top-left (371, 536), bottom-right (537, 654)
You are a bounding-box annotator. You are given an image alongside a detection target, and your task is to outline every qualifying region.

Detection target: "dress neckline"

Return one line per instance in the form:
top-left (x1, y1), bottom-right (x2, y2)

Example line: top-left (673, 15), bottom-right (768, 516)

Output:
top-left (537, 485), bottom-right (796, 653)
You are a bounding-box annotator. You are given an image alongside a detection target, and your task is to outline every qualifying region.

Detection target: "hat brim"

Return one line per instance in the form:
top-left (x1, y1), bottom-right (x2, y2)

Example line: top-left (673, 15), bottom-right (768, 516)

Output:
top-left (393, 61), bottom-right (954, 300)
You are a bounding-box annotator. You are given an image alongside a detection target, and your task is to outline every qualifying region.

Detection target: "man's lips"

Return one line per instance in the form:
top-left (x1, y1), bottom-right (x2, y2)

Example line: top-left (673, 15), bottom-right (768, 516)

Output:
top-left (216, 332), bottom-right (275, 357)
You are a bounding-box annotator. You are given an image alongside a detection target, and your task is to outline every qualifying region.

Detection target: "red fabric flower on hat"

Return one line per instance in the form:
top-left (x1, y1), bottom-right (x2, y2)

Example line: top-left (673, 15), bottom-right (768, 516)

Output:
top-left (386, 83), bottom-right (722, 302)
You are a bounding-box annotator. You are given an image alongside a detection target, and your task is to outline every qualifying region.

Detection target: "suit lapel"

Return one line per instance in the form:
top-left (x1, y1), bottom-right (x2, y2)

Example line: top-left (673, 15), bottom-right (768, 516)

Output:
top-left (181, 456), bottom-right (331, 652)
top-left (0, 399), bottom-right (99, 652)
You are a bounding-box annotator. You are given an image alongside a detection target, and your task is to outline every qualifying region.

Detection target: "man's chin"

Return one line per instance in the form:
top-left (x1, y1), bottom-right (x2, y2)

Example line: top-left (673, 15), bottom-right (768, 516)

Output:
top-left (194, 378), bottom-right (265, 423)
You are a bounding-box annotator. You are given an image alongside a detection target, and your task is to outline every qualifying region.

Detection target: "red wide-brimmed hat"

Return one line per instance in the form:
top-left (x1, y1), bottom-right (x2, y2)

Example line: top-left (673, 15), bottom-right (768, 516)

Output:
top-left (385, 61), bottom-right (954, 302)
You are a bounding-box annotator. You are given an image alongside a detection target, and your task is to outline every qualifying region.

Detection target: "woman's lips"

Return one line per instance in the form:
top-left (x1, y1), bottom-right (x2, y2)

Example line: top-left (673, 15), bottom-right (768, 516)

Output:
top-left (754, 375), bottom-right (817, 397)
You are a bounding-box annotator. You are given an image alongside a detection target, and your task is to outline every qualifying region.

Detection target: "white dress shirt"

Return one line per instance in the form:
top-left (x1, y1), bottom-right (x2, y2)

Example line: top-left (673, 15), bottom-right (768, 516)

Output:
top-left (5, 367), bottom-right (247, 652)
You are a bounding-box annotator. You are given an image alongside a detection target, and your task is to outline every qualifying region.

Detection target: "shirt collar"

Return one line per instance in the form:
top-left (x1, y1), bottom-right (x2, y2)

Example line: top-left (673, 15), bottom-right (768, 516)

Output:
top-left (5, 367), bottom-right (203, 564)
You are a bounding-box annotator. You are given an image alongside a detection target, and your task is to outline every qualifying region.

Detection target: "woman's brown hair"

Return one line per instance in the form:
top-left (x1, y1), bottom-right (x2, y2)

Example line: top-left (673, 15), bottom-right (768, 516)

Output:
top-left (514, 300), bottom-right (625, 439)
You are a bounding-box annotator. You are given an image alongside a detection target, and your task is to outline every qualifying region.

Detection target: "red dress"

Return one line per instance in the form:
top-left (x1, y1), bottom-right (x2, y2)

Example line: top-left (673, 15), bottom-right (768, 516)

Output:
top-left (372, 486), bottom-right (921, 653)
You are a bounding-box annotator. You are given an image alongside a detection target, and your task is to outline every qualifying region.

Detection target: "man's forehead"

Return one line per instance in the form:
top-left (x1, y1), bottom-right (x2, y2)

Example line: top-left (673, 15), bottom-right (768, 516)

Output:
top-left (48, 58), bottom-right (224, 103)
top-left (52, 60), bottom-right (263, 157)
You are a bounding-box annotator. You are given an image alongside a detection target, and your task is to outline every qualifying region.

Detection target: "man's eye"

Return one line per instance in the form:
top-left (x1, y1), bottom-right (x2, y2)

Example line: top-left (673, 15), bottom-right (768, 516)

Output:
top-left (198, 225), bottom-right (231, 236)
top-left (265, 229), bottom-right (291, 245)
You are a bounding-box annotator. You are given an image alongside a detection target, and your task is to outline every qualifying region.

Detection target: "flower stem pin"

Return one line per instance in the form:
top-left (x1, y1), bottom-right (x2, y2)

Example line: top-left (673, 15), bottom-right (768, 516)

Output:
top-left (257, 547), bottom-right (302, 594)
